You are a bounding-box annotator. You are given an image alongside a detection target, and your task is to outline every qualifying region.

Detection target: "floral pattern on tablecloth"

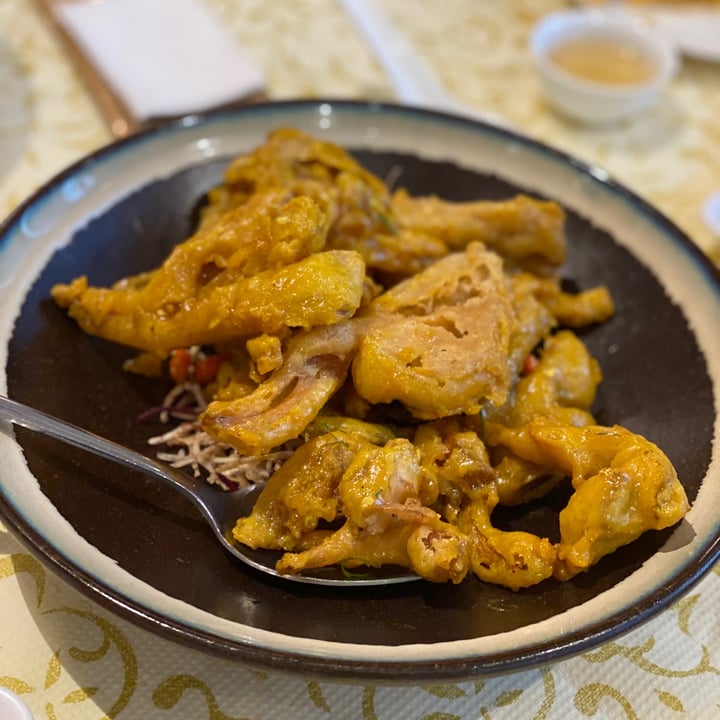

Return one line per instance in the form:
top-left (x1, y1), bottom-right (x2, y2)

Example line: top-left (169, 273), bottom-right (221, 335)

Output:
top-left (2, 527), bottom-right (720, 719)
top-left (1, 0), bottom-right (719, 717)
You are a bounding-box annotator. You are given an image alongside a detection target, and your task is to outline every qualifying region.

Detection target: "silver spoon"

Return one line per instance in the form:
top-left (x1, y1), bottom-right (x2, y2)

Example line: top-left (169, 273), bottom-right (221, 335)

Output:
top-left (0, 395), bottom-right (418, 587)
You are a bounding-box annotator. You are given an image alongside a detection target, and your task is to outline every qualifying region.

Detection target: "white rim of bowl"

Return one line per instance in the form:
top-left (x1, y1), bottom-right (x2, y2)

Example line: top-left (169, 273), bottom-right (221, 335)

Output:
top-left (0, 101), bottom-right (718, 680)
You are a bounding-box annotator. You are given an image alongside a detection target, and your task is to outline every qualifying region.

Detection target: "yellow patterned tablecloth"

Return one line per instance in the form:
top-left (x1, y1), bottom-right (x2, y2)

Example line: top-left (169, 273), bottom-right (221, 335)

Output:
top-left (1, 1), bottom-right (720, 718)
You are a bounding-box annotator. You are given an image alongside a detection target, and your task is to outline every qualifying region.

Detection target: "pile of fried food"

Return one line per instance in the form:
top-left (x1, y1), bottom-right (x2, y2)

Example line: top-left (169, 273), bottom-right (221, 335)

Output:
top-left (51, 128), bottom-right (689, 589)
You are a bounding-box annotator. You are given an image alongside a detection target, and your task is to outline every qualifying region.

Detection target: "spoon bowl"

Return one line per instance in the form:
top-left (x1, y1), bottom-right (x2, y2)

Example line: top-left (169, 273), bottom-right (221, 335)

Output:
top-left (0, 395), bottom-right (419, 587)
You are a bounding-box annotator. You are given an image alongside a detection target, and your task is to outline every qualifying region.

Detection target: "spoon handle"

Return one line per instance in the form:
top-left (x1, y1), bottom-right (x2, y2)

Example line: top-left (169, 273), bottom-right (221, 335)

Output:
top-left (0, 395), bottom-right (421, 585)
top-left (0, 395), bottom-right (212, 512)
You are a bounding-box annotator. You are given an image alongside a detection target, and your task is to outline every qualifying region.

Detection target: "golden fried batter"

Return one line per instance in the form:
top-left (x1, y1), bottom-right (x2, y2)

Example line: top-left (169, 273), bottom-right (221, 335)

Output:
top-left (201, 320), bottom-right (366, 455)
top-left (457, 501), bottom-right (557, 590)
top-left (273, 437), bottom-right (471, 584)
top-left (390, 189), bottom-right (567, 274)
top-left (50, 128), bottom-right (688, 589)
top-left (232, 432), bottom-right (365, 551)
top-left (513, 272), bottom-right (615, 328)
top-left (204, 128), bottom-right (390, 240)
top-left (352, 243), bottom-right (515, 417)
top-left (413, 417), bottom-right (493, 522)
top-left (51, 188), bottom-right (366, 355)
top-left (414, 417), bottom-right (556, 589)
top-left (485, 330), bottom-right (603, 506)
top-left (486, 421), bottom-right (689, 580)
top-left (53, 249), bottom-right (365, 355)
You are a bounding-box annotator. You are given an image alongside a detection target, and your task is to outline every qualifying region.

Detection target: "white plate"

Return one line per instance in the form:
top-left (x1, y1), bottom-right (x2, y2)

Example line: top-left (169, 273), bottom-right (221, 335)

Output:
top-left (0, 101), bottom-right (719, 681)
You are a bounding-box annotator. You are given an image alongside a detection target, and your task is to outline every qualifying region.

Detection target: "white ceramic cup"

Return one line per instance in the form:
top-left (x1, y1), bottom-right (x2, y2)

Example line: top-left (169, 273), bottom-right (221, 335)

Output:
top-left (0, 688), bottom-right (34, 720)
top-left (530, 8), bottom-right (679, 124)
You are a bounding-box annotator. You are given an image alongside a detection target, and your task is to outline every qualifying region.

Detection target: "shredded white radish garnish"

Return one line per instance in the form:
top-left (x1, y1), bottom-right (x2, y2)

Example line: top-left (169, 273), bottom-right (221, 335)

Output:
top-left (147, 380), bottom-right (295, 490)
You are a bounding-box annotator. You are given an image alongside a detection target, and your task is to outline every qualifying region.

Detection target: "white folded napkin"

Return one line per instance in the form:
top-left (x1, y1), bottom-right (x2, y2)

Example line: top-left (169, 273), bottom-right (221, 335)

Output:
top-left (56, 0), bottom-right (265, 124)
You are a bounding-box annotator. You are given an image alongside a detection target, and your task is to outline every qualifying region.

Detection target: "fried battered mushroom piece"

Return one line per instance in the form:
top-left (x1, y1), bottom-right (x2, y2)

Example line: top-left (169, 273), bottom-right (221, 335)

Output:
top-left (205, 128), bottom-right (445, 281)
top-left (506, 273), bottom-right (557, 374)
top-left (232, 432), bottom-right (366, 551)
top-left (405, 521), bottom-right (472, 584)
top-left (53, 249), bottom-right (365, 356)
top-left (203, 128), bottom-right (390, 235)
top-left (390, 189), bottom-right (567, 275)
top-left (413, 417), bottom-right (493, 523)
top-left (414, 417), bottom-right (556, 590)
top-left (456, 501), bottom-right (558, 590)
top-left (486, 421), bottom-right (689, 580)
top-left (486, 330), bottom-right (603, 506)
top-left (275, 437), bottom-right (471, 583)
top-left (352, 243), bottom-right (516, 418)
top-left (52, 190), bottom-right (367, 355)
top-left (490, 330), bottom-right (602, 430)
top-left (58, 188), bottom-right (323, 303)
top-left (201, 321), bottom-right (367, 455)
top-left (513, 272), bottom-right (615, 328)
top-left (503, 271), bottom-right (612, 379)
top-left (330, 227), bottom-right (449, 280)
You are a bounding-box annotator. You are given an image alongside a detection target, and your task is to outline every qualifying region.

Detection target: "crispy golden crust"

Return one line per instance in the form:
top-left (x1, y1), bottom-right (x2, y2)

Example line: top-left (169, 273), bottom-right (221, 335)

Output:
top-left (52, 128), bottom-right (688, 588)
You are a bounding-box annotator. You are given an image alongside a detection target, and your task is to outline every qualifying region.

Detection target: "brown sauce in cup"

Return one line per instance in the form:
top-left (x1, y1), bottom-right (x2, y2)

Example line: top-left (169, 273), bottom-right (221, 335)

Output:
top-left (549, 37), bottom-right (656, 84)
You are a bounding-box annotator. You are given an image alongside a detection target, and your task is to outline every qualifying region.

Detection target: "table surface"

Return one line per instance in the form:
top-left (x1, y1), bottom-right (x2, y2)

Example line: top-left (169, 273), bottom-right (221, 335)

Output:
top-left (1, 1), bottom-right (719, 718)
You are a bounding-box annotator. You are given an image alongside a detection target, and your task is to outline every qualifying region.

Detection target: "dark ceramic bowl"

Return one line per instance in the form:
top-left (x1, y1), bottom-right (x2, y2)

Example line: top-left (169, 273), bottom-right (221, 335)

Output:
top-left (0, 101), bottom-right (718, 681)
